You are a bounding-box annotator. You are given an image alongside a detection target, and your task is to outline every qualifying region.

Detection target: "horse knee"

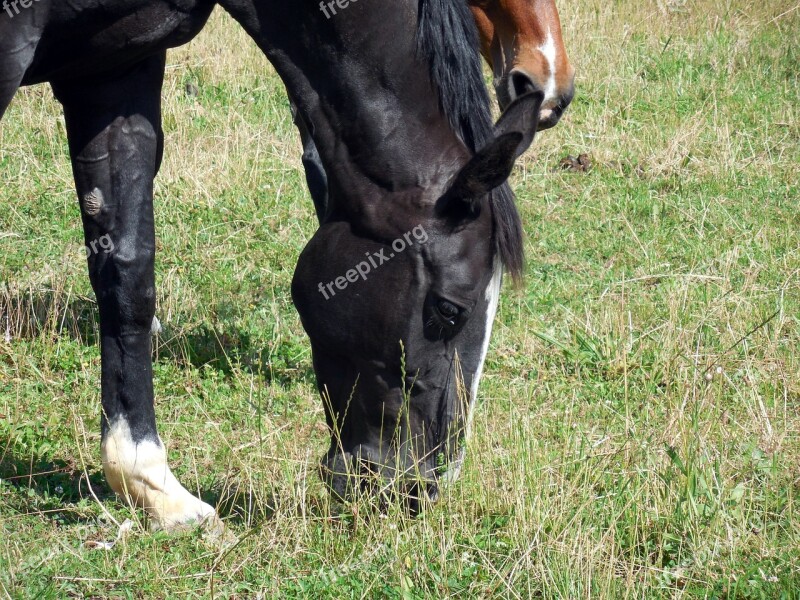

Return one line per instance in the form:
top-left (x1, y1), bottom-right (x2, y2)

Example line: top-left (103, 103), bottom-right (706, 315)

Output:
top-left (92, 236), bottom-right (156, 333)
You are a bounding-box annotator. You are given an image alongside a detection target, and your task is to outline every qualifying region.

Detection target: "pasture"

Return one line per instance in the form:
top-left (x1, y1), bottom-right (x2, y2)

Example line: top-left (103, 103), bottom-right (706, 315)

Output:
top-left (1, 0), bottom-right (798, 597)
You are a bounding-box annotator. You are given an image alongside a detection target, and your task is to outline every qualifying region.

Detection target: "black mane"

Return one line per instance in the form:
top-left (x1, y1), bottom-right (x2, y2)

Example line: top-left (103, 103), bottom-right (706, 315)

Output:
top-left (417, 0), bottom-right (525, 281)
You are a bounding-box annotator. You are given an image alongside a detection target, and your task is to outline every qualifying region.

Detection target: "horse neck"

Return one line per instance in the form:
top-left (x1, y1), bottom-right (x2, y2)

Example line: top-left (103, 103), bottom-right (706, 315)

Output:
top-left (221, 0), bottom-right (470, 225)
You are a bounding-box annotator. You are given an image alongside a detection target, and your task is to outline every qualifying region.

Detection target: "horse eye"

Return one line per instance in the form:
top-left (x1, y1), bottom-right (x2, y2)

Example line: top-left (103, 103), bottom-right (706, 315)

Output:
top-left (436, 299), bottom-right (461, 323)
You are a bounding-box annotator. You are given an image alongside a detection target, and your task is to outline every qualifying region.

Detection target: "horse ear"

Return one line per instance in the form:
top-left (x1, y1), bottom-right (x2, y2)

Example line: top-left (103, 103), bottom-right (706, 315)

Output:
top-left (438, 91), bottom-right (544, 217)
top-left (493, 90), bottom-right (544, 159)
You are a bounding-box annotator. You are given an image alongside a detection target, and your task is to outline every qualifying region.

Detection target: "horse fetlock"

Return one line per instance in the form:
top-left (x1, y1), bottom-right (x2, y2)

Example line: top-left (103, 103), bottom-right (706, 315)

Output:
top-left (101, 420), bottom-right (220, 532)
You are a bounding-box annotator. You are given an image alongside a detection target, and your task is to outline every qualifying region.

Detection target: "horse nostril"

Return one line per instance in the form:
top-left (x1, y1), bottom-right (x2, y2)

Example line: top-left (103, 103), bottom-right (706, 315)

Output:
top-left (509, 69), bottom-right (538, 101)
top-left (559, 85), bottom-right (575, 112)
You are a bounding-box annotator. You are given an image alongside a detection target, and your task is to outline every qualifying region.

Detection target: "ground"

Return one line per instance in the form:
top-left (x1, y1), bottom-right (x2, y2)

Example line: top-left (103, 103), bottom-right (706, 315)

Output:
top-left (1, 0), bottom-right (798, 597)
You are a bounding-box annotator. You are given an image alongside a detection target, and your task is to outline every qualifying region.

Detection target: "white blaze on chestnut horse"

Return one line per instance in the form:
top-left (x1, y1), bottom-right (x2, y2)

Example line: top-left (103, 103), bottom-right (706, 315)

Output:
top-left (470, 0), bottom-right (575, 128)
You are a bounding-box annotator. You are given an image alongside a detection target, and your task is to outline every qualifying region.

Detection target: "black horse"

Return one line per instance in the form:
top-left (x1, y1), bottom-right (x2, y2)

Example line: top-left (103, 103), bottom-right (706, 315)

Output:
top-left (1, 0), bottom-right (541, 528)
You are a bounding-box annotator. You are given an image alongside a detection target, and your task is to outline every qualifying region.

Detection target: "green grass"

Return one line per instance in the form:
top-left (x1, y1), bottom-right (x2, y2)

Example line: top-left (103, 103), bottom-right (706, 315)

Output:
top-left (1, 1), bottom-right (799, 597)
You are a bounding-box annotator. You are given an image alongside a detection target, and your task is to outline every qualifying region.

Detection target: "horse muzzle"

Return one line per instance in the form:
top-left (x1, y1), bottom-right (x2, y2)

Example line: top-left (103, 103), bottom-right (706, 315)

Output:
top-left (496, 68), bottom-right (574, 131)
top-left (319, 446), bottom-right (440, 515)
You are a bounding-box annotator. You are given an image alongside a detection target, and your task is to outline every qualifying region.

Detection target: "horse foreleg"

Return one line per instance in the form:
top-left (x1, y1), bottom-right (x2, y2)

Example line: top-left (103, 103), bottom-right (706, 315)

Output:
top-left (52, 54), bottom-right (219, 532)
top-left (0, 27), bottom-right (38, 120)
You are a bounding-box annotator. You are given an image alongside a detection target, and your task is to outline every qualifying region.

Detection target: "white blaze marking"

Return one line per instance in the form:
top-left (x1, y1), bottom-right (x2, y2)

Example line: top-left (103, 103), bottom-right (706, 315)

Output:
top-left (442, 260), bottom-right (503, 483)
top-left (101, 419), bottom-right (217, 530)
top-left (468, 260), bottom-right (503, 432)
top-left (538, 29), bottom-right (558, 105)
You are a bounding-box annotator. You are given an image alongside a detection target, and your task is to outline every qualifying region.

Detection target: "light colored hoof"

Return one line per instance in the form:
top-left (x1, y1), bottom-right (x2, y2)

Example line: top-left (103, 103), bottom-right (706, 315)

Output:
top-left (101, 420), bottom-right (226, 540)
top-left (149, 494), bottom-right (221, 533)
top-left (152, 503), bottom-right (235, 546)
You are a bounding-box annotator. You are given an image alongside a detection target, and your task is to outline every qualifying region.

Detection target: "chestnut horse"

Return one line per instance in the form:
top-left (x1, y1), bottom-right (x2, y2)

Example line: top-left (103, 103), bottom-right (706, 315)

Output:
top-left (296, 0), bottom-right (575, 223)
top-left (470, 0), bottom-right (574, 129)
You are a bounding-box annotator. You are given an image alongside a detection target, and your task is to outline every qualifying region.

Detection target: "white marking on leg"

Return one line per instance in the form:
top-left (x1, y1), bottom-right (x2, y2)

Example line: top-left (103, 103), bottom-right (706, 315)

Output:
top-left (538, 29), bottom-right (558, 105)
top-left (442, 260), bottom-right (502, 483)
top-left (101, 419), bottom-right (218, 530)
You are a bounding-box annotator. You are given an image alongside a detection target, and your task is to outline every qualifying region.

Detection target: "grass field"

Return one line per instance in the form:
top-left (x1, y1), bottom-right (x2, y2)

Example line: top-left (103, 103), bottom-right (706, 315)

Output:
top-left (1, 0), bottom-right (798, 597)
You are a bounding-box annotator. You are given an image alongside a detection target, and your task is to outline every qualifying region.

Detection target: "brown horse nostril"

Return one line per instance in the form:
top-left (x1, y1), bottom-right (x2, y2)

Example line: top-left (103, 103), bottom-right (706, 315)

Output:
top-left (509, 69), bottom-right (539, 102)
